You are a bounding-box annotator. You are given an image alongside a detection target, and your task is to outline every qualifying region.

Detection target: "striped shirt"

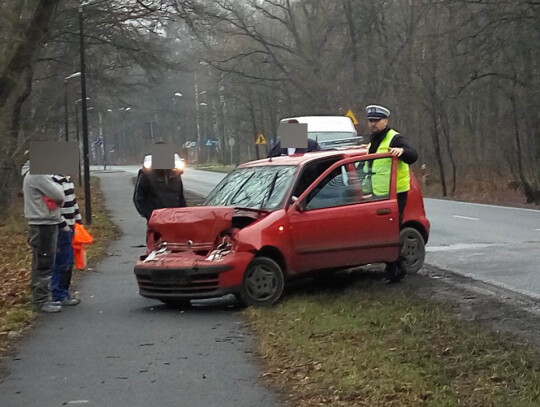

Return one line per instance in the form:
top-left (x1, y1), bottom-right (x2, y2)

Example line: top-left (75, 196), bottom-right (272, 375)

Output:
top-left (52, 175), bottom-right (82, 228)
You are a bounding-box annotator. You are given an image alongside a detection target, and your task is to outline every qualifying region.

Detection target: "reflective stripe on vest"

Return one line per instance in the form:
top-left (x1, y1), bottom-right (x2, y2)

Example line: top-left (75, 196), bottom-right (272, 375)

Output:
top-left (368, 129), bottom-right (410, 195)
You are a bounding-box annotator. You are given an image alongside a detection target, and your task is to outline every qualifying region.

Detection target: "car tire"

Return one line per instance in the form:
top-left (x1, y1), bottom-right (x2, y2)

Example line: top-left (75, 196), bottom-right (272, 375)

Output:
top-left (239, 257), bottom-right (285, 307)
top-left (159, 299), bottom-right (191, 308)
top-left (400, 227), bottom-right (425, 274)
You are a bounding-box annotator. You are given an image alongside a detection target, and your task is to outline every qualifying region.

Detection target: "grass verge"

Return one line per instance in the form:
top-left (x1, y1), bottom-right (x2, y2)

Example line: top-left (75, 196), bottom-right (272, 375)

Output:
top-left (0, 176), bottom-right (118, 355)
top-left (246, 274), bottom-right (540, 406)
top-left (193, 164), bottom-right (236, 174)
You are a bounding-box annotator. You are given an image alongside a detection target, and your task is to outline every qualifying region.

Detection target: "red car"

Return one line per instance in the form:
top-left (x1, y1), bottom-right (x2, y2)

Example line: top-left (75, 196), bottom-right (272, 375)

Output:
top-left (134, 149), bottom-right (430, 306)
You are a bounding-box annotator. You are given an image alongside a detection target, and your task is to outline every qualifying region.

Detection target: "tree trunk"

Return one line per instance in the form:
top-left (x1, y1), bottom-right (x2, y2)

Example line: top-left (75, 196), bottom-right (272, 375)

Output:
top-left (510, 93), bottom-right (538, 203)
top-left (0, 0), bottom-right (61, 110)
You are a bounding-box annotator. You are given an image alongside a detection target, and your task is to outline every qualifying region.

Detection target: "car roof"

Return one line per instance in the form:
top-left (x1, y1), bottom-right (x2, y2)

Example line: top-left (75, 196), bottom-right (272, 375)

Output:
top-left (238, 147), bottom-right (369, 168)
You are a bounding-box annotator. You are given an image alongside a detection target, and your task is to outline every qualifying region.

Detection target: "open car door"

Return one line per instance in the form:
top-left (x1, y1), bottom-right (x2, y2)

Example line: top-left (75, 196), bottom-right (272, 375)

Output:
top-left (286, 153), bottom-right (401, 274)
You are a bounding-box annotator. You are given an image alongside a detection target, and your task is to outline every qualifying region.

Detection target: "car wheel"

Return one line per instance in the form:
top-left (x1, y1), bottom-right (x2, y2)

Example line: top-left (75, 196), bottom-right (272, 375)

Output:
top-left (239, 257), bottom-right (285, 307)
top-left (159, 299), bottom-right (191, 308)
top-left (400, 227), bottom-right (425, 274)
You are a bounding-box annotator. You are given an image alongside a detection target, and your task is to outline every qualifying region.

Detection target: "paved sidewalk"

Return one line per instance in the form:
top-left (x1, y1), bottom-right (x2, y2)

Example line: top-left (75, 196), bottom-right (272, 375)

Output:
top-left (0, 171), bottom-right (279, 407)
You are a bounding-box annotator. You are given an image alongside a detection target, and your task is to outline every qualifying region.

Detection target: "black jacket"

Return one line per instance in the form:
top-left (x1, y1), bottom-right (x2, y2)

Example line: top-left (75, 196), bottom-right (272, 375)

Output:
top-left (368, 127), bottom-right (418, 165)
top-left (133, 169), bottom-right (187, 220)
top-left (267, 138), bottom-right (321, 158)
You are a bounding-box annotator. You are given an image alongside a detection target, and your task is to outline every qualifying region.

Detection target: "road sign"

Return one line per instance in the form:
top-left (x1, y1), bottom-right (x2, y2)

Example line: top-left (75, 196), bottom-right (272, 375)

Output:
top-left (345, 110), bottom-right (358, 125)
top-left (228, 137), bottom-right (235, 147)
top-left (256, 133), bottom-right (267, 145)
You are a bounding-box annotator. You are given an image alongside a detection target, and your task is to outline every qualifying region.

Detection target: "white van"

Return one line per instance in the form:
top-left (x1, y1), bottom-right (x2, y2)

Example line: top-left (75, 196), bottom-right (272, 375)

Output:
top-left (280, 116), bottom-right (363, 150)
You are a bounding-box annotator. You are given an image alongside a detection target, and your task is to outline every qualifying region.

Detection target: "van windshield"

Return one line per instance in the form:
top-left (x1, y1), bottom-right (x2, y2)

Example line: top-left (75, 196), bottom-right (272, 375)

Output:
top-left (309, 132), bottom-right (357, 142)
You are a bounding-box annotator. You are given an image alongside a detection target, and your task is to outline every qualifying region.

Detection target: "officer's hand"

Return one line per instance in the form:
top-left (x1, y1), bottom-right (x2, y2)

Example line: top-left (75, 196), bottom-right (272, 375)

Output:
top-left (389, 147), bottom-right (403, 157)
top-left (62, 225), bottom-right (72, 232)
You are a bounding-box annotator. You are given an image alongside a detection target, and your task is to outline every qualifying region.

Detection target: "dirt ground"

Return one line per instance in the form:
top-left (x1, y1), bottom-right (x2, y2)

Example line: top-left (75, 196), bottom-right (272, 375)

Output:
top-left (402, 266), bottom-right (540, 347)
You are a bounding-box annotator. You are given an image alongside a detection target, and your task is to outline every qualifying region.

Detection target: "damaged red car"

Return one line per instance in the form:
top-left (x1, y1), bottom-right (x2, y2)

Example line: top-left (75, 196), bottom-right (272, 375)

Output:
top-left (134, 149), bottom-right (430, 306)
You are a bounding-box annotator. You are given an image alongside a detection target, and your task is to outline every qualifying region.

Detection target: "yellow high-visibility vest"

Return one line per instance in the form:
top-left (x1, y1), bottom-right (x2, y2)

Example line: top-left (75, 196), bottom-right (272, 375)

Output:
top-left (367, 129), bottom-right (411, 195)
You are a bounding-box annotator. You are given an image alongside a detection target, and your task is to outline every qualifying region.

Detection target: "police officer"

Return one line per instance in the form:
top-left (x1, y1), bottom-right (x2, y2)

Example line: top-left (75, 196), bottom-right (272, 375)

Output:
top-left (133, 154), bottom-right (187, 221)
top-left (365, 105), bottom-right (417, 221)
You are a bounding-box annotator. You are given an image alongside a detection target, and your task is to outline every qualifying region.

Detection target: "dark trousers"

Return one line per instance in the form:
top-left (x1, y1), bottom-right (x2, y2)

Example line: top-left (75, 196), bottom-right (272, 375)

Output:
top-left (52, 228), bottom-right (75, 301)
top-left (28, 224), bottom-right (59, 306)
top-left (397, 192), bottom-right (408, 225)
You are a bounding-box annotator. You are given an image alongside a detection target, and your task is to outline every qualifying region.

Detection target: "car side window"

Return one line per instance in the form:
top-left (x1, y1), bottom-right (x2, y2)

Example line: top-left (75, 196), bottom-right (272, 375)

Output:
top-left (305, 157), bottom-right (392, 210)
top-left (292, 159), bottom-right (339, 199)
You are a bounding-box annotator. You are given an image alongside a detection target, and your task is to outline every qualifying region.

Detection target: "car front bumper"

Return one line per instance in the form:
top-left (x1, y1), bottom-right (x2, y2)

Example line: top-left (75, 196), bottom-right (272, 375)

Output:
top-left (134, 251), bottom-right (255, 300)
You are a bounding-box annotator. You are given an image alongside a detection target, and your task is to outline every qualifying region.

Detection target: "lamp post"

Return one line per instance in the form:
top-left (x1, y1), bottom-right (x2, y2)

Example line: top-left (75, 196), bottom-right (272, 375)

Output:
top-left (173, 92), bottom-right (184, 147)
top-left (75, 97), bottom-right (89, 186)
top-left (117, 107), bottom-right (131, 160)
top-left (194, 72), bottom-right (202, 163)
top-left (79, 2), bottom-right (91, 224)
top-left (64, 72), bottom-right (81, 141)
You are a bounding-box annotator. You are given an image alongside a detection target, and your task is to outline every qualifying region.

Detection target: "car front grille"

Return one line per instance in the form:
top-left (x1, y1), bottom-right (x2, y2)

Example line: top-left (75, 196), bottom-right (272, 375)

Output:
top-left (136, 273), bottom-right (220, 295)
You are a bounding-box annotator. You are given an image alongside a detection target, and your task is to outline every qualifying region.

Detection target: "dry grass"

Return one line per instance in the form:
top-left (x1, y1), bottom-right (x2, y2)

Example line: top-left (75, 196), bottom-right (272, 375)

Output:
top-left (193, 164), bottom-right (237, 174)
top-left (246, 275), bottom-right (540, 407)
top-left (422, 176), bottom-right (539, 209)
top-left (0, 176), bottom-right (118, 354)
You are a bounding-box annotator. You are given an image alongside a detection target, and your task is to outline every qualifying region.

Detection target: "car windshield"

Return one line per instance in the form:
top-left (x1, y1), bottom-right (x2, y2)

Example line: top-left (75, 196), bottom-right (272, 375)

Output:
top-left (204, 165), bottom-right (296, 210)
top-left (309, 132), bottom-right (357, 142)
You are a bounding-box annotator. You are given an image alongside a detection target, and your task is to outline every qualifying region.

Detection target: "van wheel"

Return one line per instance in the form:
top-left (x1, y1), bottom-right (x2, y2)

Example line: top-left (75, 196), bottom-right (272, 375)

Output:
top-left (239, 257), bottom-right (284, 307)
top-left (400, 227), bottom-right (425, 274)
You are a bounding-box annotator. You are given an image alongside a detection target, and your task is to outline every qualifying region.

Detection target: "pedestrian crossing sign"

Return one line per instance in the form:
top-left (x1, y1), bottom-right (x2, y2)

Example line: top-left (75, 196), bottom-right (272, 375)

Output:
top-left (256, 134), bottom-right (267, 145)
top-left (345, 109), bottom-right (358, 125)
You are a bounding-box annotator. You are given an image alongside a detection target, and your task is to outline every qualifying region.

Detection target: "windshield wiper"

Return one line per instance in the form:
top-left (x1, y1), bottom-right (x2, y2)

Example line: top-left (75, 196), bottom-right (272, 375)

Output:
top-left (228, 173), bottom-right (255, 206)
top-left (260, 171), bottom-right (279, 210)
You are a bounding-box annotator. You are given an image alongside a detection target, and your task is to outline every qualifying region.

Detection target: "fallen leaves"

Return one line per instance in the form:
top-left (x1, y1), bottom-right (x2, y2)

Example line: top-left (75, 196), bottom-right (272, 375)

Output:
top-left (0, 177), bottom-right (118, 355)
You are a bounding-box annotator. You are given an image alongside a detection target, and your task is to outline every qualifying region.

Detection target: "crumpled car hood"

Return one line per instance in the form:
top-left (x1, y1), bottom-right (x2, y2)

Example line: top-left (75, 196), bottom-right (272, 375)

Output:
top-left (148, 206), bottom-right (234, 245)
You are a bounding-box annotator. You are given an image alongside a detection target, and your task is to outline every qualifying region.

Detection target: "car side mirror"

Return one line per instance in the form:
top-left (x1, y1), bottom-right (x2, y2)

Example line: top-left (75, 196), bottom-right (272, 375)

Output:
top-left (291, 196), bottom-right (304, 212)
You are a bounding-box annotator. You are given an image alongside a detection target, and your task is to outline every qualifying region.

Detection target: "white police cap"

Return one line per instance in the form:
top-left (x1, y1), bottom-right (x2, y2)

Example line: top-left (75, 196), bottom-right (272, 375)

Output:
top-left (366, 105), bottom-right (390, 119)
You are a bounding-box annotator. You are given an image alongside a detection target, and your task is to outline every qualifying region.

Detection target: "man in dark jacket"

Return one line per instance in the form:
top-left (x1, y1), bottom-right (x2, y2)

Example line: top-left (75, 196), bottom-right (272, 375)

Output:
top-left (267, 118), bottom-right (321, 158)
top-left (267, 137), bottom-right (321, 158)
top-left (133, 156), bottom-right (187, 221)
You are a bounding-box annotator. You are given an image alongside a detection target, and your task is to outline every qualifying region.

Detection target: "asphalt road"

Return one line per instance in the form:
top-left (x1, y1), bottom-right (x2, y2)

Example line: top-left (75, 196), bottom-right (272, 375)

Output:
top-left (425, 199), bottom-right (540, 299)
top-left (0, 171), bottom-right (279, 407)
top-left (110, 166), bottom-right (540, 299)
top-left (112, 165), bottom-right (227, 197)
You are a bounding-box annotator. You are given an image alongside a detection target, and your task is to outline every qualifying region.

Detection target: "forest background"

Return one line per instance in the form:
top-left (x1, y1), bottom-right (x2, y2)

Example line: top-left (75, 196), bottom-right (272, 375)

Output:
top-left (1, 0), bottom-right (539, 211)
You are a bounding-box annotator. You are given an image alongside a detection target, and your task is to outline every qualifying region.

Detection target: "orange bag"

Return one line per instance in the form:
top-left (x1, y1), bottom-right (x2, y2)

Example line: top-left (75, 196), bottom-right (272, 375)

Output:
top-left (72, 223), bottom-right (94, 270)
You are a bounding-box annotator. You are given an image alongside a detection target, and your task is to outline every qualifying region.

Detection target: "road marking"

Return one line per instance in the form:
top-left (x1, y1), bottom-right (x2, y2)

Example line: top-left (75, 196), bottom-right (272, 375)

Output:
top-left (426, 198), bottom-right (540, 213)
top-left (452, 215), bottom-right (480, 221)
top-left (536, 229), bottom-right (540, 231)
top-left (427, 243), bottom-right (505, 252)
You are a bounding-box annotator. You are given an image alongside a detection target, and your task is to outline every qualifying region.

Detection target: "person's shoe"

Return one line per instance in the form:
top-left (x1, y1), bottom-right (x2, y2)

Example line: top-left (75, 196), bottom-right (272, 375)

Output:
top-left (61, 297), bottom-right (81, 306)
top-left (51, 301), bottom-right (62, 306)
top-left (40, 302), bottom-right (62, 313)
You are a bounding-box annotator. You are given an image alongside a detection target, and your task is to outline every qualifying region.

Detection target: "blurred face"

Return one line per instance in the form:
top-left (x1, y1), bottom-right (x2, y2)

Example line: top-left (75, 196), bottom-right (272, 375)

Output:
top-left (368, 118), bottom-right (388, 133)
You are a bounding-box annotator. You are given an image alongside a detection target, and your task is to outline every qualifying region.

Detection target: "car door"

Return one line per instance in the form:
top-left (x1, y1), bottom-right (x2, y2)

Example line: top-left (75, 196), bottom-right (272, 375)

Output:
top-left (286, 154), bottom-right (401, 274)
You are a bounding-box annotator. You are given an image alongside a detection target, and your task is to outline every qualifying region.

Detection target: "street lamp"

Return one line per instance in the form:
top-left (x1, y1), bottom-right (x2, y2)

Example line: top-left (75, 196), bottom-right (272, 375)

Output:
top-left (173, 92), bottom-right (184, 146)
top-left (79, 2), bottom-right (91, 224)
top-left (115, 107), bottom-right (131, 160)
top-left (75, 97), bottom-right (90, 186)
top-left (101, 107), bottom-right (129, 169)
top-left (64, 72), bottom-right (81, 141)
